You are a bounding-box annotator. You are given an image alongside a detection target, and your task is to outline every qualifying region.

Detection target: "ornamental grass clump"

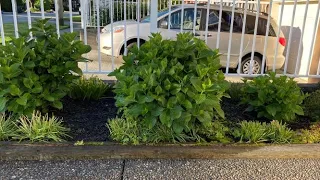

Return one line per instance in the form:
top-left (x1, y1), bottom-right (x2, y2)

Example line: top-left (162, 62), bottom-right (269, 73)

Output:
top-left (69, 76), bottom-right (111, 100)
top-left (14, 111), bottom-right (69, 142)
top-left (109, 33), bottom-right (229, 143)
top-left (0, 114), bottom-right (17, 141)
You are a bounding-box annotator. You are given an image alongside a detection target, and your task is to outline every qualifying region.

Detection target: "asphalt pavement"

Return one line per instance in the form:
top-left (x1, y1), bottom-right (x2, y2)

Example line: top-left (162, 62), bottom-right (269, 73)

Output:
top-left (1, 159), bottom-right (320, 179)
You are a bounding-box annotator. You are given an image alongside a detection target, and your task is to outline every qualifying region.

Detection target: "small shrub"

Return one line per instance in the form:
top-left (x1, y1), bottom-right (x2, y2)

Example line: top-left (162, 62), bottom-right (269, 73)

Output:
top-left (198, 120), bottom-right (232, 143)
top-left (227, 83), bottom-right (244, 101)
top-left (303, 90), bottom-right (320, 121)
top-left (68, 76), bottom-right (111, 100)
top-left (0, 114), bottom-right (17, 140)
top-left (0, 19), bottom-right (91, 116)
top-left (267, 120), bottom-right (294, 143)
top-left (14, 111), bottom-right (69, 142)
top-left (233, 121), bottom-right (270, 143)
top-left (241, 72), bottom-right (306, 122)
top-left (295, 123), bottom-right (320, 143)
top-left (107, 117), bottom-right (144, 145)
top-left (109, 33), bottom-right (229, 140)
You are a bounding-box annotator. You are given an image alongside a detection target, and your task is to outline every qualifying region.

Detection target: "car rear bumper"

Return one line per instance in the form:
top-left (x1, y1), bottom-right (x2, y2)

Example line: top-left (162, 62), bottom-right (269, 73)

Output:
top-left (266, 54), bottom-right (285, 70)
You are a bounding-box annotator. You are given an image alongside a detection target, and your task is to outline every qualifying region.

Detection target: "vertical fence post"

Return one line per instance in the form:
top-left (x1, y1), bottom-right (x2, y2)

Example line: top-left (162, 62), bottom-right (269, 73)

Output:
top-left (26, 0), bottom-right (32, 38)
top-left (110, 0), bottom-right (115, 70)
top-left (248, 0), bottom-right (260, 75)
top-left (40, 0), bottom-right (45, 19)
top-left (225, 0), bottom-right (236, 74)
top-left (11, 0), bottom-right (19, 38)
top-left (69, 0), bottom-right (74, 32)
top-left (150, 0), bottom-right (158, 33)
top-left (0, 4), bottom-right (5, 45)
top-left (261, 0), bottom-right (273, 74)
top-left (294, 0), bottom-right (310, 75)
top-left (237, 0), bottom-right (249, 74)
top-left (96, 0), bottom-right (102, 72)
top-left (54, 0), bottom-right (60, 37)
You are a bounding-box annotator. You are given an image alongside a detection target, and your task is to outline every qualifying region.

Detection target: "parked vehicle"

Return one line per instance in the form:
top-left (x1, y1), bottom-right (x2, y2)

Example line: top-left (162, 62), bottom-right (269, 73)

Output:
top-left (99, 4), bottom-right (286, 74)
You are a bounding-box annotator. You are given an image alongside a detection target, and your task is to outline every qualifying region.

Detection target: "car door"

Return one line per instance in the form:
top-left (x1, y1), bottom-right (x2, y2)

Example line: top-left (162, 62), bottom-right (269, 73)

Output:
top-left (199, 9), bottom-right (250, 68)
top-left (157, 8), bottom-right (202, 40)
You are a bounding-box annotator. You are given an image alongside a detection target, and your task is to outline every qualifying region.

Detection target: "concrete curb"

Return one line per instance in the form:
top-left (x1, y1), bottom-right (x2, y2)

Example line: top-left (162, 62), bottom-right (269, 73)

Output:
top-left (1, 142), bottom-right (320, 160)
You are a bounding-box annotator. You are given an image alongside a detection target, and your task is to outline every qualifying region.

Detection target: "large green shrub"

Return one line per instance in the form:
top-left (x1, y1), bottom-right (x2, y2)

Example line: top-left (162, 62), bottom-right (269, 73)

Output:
top-left (109, 33), bottom-right (229, 141)
top-left (241, 72), bottom-right (306, 122)
top-left (303, 90), bottom-right (320, 121)
top-left (0, 19), bottom-right (91, 116)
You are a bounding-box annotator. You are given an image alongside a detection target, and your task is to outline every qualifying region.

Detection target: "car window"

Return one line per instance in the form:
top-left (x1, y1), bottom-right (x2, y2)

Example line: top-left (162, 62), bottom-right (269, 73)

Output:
top-left (246, 15), bottom-right (276, 36)
top-left (158, 8), bottom-right (202, 30)
top-left (205, 10), bottom-right (243, 32)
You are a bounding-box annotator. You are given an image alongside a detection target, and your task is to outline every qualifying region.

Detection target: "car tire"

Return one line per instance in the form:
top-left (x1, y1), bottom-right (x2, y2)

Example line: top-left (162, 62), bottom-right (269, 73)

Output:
top-left (123, 41), bottom-right (144, 55)
top-left (240, 56), bottom-right (262, 74)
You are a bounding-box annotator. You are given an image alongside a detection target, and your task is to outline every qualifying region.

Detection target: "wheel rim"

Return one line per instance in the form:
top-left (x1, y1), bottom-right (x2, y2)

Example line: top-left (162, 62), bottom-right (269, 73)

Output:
top-left (242, 60), bottom-right (261, 74)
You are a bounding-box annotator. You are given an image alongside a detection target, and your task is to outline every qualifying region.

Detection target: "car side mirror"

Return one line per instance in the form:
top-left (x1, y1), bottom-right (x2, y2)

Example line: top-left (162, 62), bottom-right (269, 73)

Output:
top-left (160, 20), bottom-right (168, 29)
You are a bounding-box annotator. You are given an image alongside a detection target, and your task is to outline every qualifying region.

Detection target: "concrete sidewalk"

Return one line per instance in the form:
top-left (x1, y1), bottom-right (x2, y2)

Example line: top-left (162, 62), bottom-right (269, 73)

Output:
top-left (1, 143), bottom-right (320, 179)
top-left (1, 159), bottom-right (320, 179)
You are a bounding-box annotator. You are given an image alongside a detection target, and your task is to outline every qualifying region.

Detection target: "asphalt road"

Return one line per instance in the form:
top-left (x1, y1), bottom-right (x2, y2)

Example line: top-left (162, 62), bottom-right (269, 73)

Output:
top-left (2, 11), bottom-right (79, 24)
top-left (1, 159), bottom-right (320, 179)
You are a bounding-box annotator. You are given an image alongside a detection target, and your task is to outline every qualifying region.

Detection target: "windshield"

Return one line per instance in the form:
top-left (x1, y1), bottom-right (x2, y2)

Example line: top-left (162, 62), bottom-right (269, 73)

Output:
top-left (141, 7), bottom-right (178, 23)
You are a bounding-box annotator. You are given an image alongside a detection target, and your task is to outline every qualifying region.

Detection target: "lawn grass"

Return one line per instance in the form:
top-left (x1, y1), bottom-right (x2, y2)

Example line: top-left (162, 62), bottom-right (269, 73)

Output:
top-left (64, 16), bottom-right (82, 22)
top-left (1, 22), bottom-right (70, 43)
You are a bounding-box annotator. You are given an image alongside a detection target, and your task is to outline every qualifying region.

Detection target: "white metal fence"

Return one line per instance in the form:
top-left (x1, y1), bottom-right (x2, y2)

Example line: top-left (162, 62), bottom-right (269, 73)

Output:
top-left (1, 0), bottom-right (320, 80)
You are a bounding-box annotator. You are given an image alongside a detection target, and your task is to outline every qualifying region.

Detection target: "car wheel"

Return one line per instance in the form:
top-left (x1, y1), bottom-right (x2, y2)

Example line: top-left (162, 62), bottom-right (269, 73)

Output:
top-left (240, 56), bottom-right (262, 74)
top-left (123, 41), bottom-right (144, 54)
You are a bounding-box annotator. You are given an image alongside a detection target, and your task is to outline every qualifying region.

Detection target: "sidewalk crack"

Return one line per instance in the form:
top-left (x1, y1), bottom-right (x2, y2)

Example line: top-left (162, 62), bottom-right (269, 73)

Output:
top-left (120, 159), bottom-right (126, 180)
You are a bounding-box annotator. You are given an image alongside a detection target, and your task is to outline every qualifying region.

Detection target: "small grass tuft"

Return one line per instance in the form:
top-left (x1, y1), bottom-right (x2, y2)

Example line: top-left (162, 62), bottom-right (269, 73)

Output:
top-left (69, 76), bottom-right (111, 100)
top-left (14, 111), bottom-right (70, 142)
top-left (0, 114), bottom-right (17, 141)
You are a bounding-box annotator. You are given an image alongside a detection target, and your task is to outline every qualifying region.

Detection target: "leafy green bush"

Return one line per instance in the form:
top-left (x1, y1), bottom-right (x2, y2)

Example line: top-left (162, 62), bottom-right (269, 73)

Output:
top-left (233, 121), bottom-right (271, 143)
top-left (14, 111), bottom-right (69, 142)
top-left (241, 72), bottom-right (305, 122)
top-left (0, 114), bottom-right (17, 140)
top-left (109, 33), bottom-right (229, 141)
top-left (0, 19), bottom-right (91, 116)
top-left (303, 90), bottom-right (320, 121)
top-left (68, 76), bottom-right (111, 100)
top-left (267, 120), bottom-right (294, 143)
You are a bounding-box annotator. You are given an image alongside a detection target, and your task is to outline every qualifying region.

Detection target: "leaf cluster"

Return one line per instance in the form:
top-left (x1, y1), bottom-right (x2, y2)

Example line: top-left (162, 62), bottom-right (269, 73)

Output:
top-left (0, 19), bottom-right (91, 116)
top-left (109, 33), bottom-right (229, 137)
top-left (240, 72), bottom-right (306, 122)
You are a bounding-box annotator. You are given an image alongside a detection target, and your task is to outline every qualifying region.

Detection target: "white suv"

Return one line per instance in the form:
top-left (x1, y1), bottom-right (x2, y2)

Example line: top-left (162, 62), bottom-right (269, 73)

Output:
top-left (99, 4), bottom-right (286, 74)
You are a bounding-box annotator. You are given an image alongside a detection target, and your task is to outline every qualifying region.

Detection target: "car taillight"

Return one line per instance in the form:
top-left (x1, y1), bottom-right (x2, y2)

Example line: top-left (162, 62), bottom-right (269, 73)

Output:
top-left (279, 37), bottom-right (286, 46)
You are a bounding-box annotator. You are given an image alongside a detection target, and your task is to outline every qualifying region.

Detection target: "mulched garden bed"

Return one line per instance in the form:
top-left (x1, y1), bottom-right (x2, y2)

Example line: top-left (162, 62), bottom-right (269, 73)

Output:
top-left (51, 85), bottom-right (317, 142)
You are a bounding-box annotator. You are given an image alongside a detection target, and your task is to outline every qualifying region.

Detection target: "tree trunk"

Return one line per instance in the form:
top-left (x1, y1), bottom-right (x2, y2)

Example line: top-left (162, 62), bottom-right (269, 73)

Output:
top-left (57, 0), bottom-right (64, 26)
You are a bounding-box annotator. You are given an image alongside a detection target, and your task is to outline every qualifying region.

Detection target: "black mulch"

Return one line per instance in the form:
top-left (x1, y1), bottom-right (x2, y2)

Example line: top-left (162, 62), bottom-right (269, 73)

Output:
top-left (52, 97), bottom-right (118, 142)
top-left (52, 86), bottom-right (316, 142)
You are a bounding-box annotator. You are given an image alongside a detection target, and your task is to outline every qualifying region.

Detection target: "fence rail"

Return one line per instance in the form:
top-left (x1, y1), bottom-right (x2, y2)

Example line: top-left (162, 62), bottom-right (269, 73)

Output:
top-left (1, 0), bottom-right (320, 81)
